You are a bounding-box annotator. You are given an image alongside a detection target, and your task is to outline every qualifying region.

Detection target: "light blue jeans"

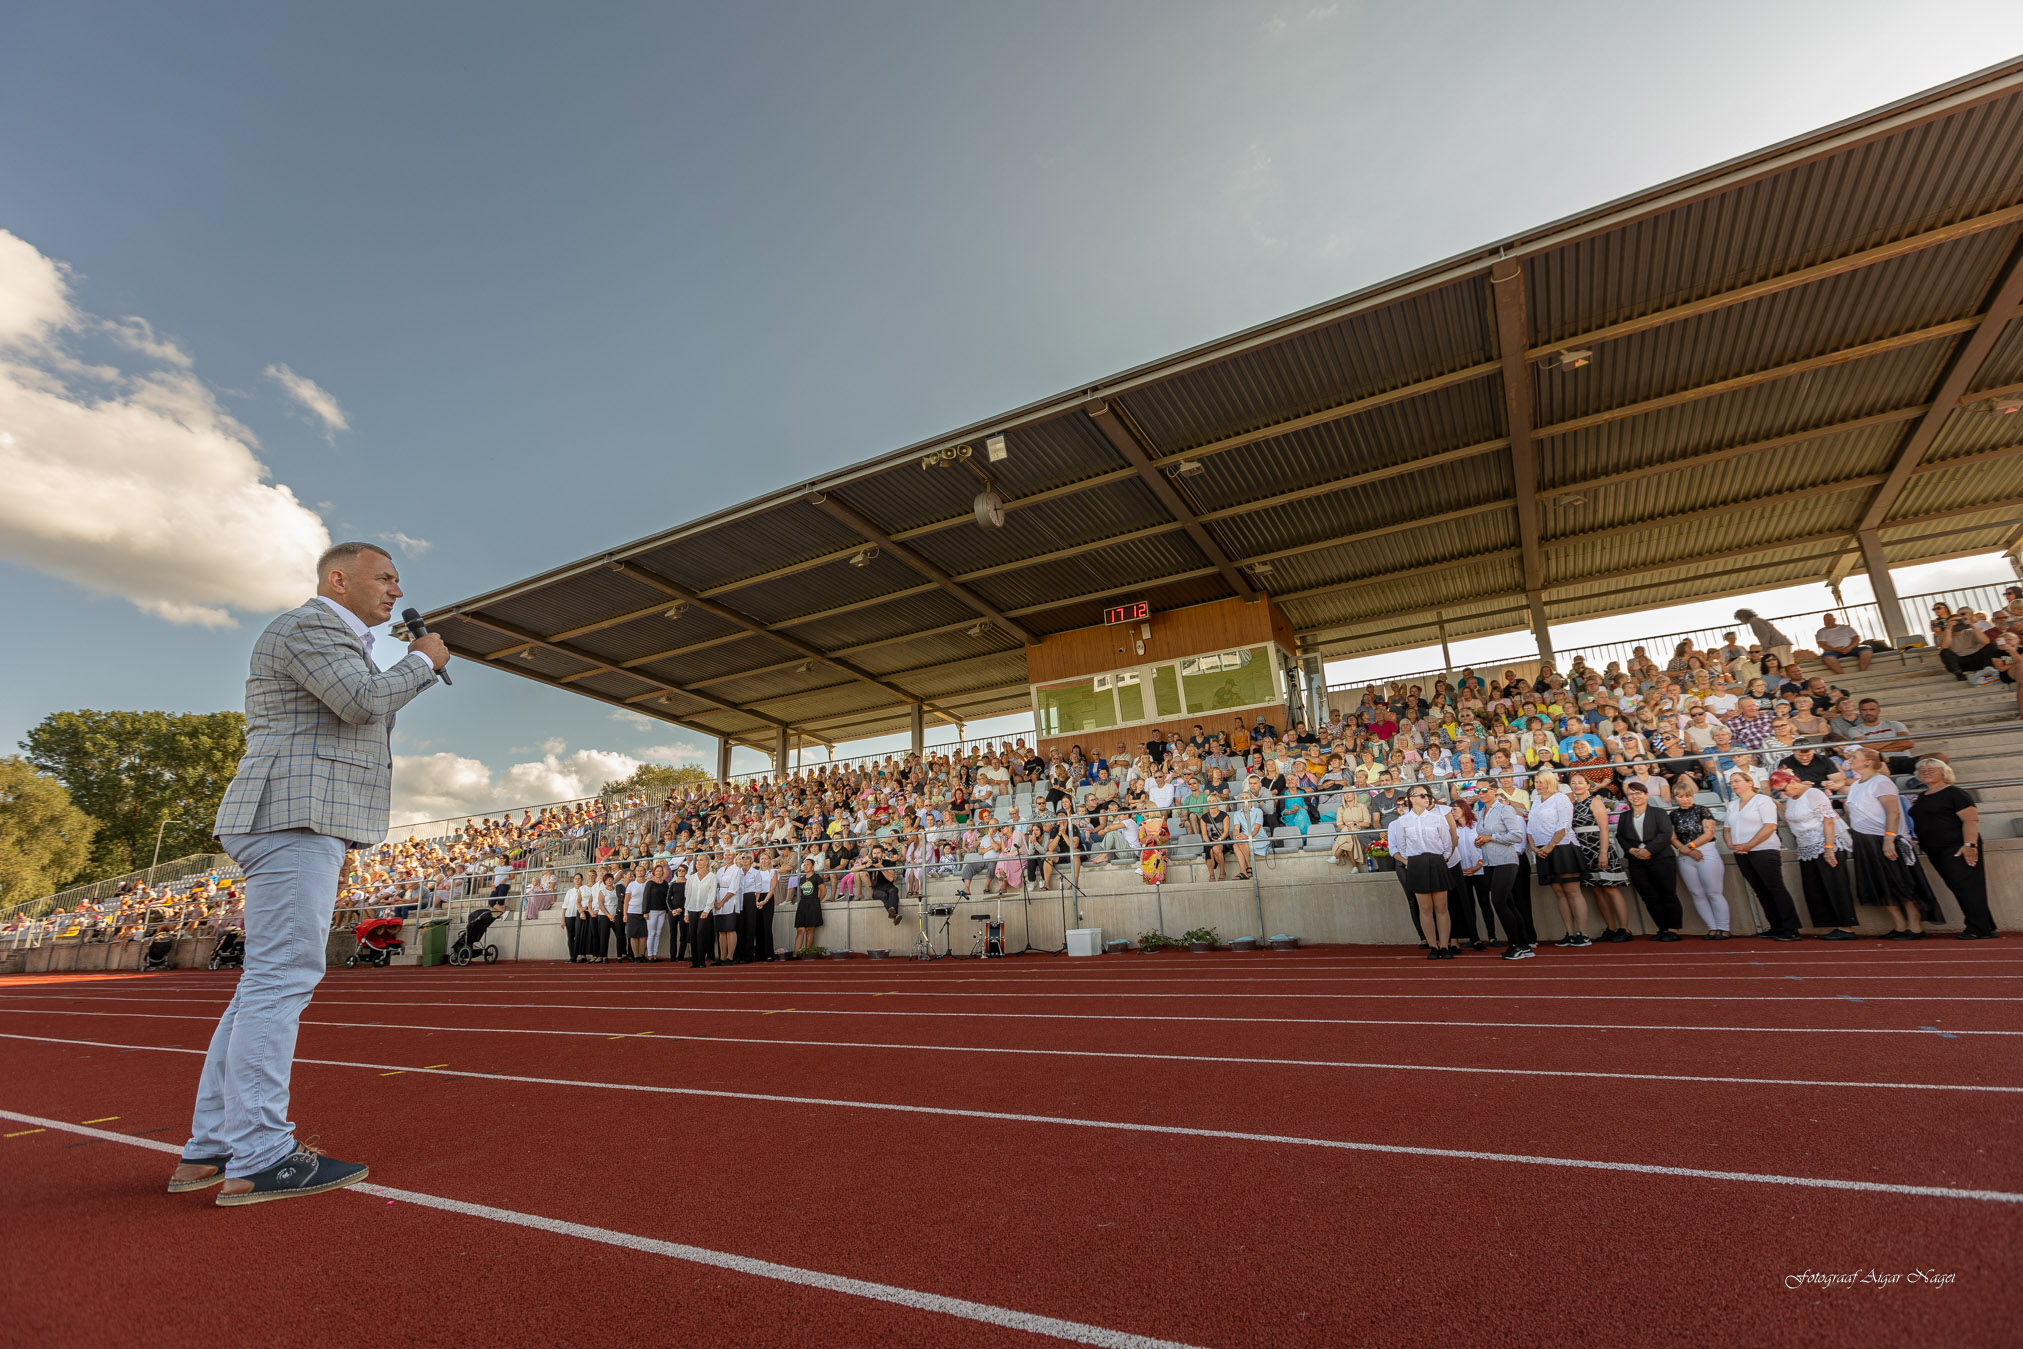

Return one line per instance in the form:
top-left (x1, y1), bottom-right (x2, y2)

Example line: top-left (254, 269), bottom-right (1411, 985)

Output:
top-left (183, 829), bottom-right (345, 1177)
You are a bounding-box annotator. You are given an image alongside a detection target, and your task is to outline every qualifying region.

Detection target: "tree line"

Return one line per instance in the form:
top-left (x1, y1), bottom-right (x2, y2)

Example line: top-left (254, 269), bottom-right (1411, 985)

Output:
top-left (2, 709), bottom-right (714, 909)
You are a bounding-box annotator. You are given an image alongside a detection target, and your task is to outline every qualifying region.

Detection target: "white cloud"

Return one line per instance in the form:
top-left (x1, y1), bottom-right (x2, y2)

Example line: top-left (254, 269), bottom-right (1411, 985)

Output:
top-left (391, 744), bottom-right (642, 826)
top-left (608, 709), bottom-right (653, 729)
top-left (637, 743), bottom-right (709, 765)
top-left (377, 530), bottom-right (432, 556)
top-left (101, 315), bottom-right (192, 368)
top-left (263, 361), bottom-right (349, 435)
top-left (0, 230), bottom-right (330, 627)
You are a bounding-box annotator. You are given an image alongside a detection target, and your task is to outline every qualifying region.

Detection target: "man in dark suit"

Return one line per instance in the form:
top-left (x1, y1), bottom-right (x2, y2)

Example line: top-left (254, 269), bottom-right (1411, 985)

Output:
top-left (1617, 780), bottom-right (1683, 940)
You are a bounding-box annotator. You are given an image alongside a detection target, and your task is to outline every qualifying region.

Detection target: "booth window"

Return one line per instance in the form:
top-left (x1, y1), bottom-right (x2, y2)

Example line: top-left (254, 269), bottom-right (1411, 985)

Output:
top-left (1034, 676), bottom-right (1118, 737)
top-left (1179, 647), bottom-right (1275, 714)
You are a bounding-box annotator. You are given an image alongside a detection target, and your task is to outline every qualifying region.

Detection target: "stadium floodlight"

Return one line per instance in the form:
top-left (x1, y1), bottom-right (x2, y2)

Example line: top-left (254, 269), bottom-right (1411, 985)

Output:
top-left (663, 603), bottom-right (686, 621)
top-left (966, 623), bottom-right (984, 637)
top-left (848, 547), bottom-right (879, 567)
top-left (1552, 348), bottom-right (1593, 370)
top-left (1172, 459), bottom-right (1206, 476)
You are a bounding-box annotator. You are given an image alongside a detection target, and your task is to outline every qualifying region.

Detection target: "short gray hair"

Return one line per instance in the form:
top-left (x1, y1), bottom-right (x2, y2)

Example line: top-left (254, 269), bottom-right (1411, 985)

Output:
top-left (316, 540), bottom-right (391, 580)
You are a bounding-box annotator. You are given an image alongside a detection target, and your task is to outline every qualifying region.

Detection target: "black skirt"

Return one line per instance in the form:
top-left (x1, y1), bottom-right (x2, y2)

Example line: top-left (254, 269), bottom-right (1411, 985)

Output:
top-left (624, 915), bottom-right (646, 938)
top-left (713, 912), bottom-right (737, 932)
top-left (1401, 852), bottom-right (1448, 892)
top-left (794, 894), bottom-right (824, 928)
top-left (1851, 832), bottom-right (1915, 905)
top-left (1537, 843), bottom-right (1585, 883)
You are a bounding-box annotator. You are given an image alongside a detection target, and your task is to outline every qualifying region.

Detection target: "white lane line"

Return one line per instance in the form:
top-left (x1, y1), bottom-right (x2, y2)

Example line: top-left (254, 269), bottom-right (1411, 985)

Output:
top-left (3, 1035), bottom-right (2018, 1208)
top-left (0, 1108), bottom-right (1195, 1349)
top-left (2, 994), bottom-right (2016, 1036)
top-left (9, 1006), bottom-right (2014, 1095)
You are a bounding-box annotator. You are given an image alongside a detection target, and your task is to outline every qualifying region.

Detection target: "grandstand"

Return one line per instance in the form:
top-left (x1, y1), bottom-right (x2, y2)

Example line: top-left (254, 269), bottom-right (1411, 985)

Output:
top-left (423, 58), bottom-right (2023, 781)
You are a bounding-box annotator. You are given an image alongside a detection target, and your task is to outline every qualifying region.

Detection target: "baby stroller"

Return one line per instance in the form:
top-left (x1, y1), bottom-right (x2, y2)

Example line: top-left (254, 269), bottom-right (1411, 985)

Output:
top-left (448, 906), bottom-right (502, 966)
top-left (141, 929), bottom-right (176, 972)
top-left (208, 928), bottom-right (245, 971)
top-left (345, 915), bottom-right (405, 968)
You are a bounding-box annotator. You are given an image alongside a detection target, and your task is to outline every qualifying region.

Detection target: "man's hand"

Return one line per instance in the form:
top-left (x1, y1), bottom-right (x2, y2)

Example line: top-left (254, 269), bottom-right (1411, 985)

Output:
top-left (408, 633), bottom-right (450, 670)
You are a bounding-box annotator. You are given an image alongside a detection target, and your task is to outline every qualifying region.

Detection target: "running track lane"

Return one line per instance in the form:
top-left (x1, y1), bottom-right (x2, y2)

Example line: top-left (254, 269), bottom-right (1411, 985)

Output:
top-left (1, 1035), bottom-right (2015, 1347)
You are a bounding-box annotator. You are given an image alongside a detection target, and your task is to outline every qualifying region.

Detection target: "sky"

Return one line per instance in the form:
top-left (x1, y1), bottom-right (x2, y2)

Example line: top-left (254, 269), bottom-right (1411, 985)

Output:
top-left (2, 2), bottom-right (2018, 827)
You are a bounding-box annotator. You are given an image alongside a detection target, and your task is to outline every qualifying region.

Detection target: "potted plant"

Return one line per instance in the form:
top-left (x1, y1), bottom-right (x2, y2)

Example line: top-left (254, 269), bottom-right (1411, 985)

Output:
top-left (1182, 926), bottom-right (1220, 952)
top-left (1137, 930), bottom-right (1186, 953)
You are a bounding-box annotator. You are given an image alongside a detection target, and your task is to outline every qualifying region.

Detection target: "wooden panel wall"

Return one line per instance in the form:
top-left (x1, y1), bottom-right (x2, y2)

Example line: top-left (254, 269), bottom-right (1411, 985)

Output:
top-left (1024, 596), bottom-right (1295, 685)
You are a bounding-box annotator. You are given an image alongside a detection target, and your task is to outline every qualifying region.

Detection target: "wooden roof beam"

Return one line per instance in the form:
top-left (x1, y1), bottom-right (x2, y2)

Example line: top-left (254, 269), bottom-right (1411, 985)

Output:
top-left (605, 559), bottom-right (959, 723)
top-left (459, 611), bottom-right (792, 731)
top-left (804, 491), bottom-right (1041, 646)
top-left (1085, 399), bottom-right (1261, 602)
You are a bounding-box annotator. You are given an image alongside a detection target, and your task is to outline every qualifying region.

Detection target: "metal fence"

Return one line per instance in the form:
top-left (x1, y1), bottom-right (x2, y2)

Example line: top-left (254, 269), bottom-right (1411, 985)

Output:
top-left (1326, 584), bottom-right (2013, 704)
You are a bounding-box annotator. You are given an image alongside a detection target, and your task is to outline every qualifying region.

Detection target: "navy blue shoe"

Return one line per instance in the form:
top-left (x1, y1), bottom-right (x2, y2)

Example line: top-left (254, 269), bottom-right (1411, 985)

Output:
top-left (167, 1154), bottom-right (231, 1194)
top-left (215, 1145), bottom-right (368, 1207)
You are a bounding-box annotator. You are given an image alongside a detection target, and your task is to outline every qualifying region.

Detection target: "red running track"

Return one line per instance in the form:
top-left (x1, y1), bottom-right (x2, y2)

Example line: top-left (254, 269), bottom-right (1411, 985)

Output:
top-left (1, 943), bottom-right (2018, 1347)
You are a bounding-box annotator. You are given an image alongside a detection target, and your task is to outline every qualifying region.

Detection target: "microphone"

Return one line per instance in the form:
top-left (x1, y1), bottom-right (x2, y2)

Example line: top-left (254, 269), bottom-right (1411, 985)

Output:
top-left (400, 607), bottom-right (453, 686)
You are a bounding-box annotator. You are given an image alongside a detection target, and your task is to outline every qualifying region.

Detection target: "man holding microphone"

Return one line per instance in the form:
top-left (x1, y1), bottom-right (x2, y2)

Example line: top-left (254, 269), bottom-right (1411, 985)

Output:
top-left (168, 542), bottom-right (449, 1205)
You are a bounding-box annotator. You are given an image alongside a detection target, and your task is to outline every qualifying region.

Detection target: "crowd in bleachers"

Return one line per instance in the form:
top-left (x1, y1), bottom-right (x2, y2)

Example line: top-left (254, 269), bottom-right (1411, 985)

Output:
top-left (9, 596), bottom-right (2014, 963)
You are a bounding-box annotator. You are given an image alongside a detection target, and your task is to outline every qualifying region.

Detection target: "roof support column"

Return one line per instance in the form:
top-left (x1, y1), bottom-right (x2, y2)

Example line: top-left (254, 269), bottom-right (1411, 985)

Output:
top-left (1527, 591), bottom-right (1554, 664)
top-left (1857, 530), bottom-right (1913, 648)
top-left (716, 738), bottom-right (733, 784)
top-left (773, 726), bottom-right (790, 779)
top-left (909, 702), bottom-right (925, 759)
top-left (1436, 611), bottom-right (1454, 680)
top-left (1302, 655), bottom-right (1325, 729)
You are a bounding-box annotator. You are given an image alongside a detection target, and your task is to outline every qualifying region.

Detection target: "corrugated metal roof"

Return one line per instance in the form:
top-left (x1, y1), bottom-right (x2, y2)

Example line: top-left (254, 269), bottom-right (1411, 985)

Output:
top-left (431, 62), bottom-right (2023, 752)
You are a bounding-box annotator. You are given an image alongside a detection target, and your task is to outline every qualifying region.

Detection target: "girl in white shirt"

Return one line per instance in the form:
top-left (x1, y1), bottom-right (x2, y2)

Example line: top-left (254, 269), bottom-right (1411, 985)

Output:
top-left (1392, 785), bottom-right (1458, 959)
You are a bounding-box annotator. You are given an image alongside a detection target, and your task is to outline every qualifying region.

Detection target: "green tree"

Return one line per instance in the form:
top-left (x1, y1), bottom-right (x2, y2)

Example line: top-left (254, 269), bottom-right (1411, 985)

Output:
top-left (0, 757), bottom-right (98, 909)
top-left (21, 710), bottom-right (246, 882)
top-left (601, 761), bottom-right (712, 802)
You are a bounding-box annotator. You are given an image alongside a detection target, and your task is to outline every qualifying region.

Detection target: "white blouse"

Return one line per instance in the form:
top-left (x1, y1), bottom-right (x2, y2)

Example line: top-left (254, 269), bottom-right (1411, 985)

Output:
top-left (1526, 791), bottom-right (1573, 847)
top-left (1845, 775), bottom-right (1900, 837)
top-left (1724, 793), bottom-right (1781, 851)
top-left (1782, 787), bottom-right (1848, 860)
top-left (1390, 808), bottom-right (1453, 858)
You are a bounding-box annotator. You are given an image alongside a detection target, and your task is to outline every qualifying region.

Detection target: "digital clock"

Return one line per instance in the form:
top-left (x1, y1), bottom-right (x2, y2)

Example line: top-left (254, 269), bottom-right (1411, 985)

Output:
top-left (1104, 601), bottom-right (1150, 625)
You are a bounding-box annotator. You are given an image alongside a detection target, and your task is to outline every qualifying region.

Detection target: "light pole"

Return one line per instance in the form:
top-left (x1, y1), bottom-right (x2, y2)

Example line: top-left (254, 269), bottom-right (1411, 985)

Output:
top-left (151, 814), bottom-right (184, 871)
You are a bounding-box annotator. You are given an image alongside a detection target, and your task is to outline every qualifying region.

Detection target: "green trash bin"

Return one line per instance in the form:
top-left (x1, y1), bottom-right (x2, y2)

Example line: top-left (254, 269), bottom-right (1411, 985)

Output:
top-left (418, 917), bottom-right (450, 967)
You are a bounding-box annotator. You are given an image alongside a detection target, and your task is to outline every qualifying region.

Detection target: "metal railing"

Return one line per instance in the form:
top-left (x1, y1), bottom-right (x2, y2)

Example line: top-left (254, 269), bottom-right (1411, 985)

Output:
top-left (1324, 584), bottom-right (2014, 703)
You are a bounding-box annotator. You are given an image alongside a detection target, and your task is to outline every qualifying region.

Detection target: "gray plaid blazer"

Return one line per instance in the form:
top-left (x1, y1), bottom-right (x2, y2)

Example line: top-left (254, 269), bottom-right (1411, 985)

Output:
top-left (214, 600), bottom-right (438, 848)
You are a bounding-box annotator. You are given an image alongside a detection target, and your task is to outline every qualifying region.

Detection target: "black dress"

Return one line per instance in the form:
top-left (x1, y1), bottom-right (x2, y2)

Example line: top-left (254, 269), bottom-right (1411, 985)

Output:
top-left (793, 874), bottom-right (825, 929)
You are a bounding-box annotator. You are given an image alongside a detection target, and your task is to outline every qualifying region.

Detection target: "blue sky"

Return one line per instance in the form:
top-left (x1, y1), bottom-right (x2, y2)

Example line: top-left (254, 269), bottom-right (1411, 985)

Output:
top-left (2, 2), bottom-right (2016, 824)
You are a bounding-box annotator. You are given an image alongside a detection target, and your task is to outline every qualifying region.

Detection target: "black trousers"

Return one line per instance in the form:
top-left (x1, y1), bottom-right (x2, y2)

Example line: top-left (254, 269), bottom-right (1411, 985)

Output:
top-left (1392, 863), bottom-right (1424, 940)
top-left (564, 915), bottom-right (581, 960)
top-left (1925, 849), bottom-right (1996, 935)
top-left (669, 909), bottom-right (688, 960)
top-left (687, 911), bottom-right (711, 966)
top-left (1798, 855), bottom-right (1857, 928)
top-left (1444, 865), bottom-right (1477, 941)
top-left (1734, 850), bottom-right (1801, 935)
top-left (735, 898), bottom-right (759, 961)
top-left (1464, 870), bottom-right (1497, 941)
top-left (1624, 854), bottom-right (1683, 930)
top-left (753, 899), bottom-right (776, 961)
top-left (872, 879), bottom-right (900, 920)
top-left (1487, 864), bottom-right (1534, 947)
